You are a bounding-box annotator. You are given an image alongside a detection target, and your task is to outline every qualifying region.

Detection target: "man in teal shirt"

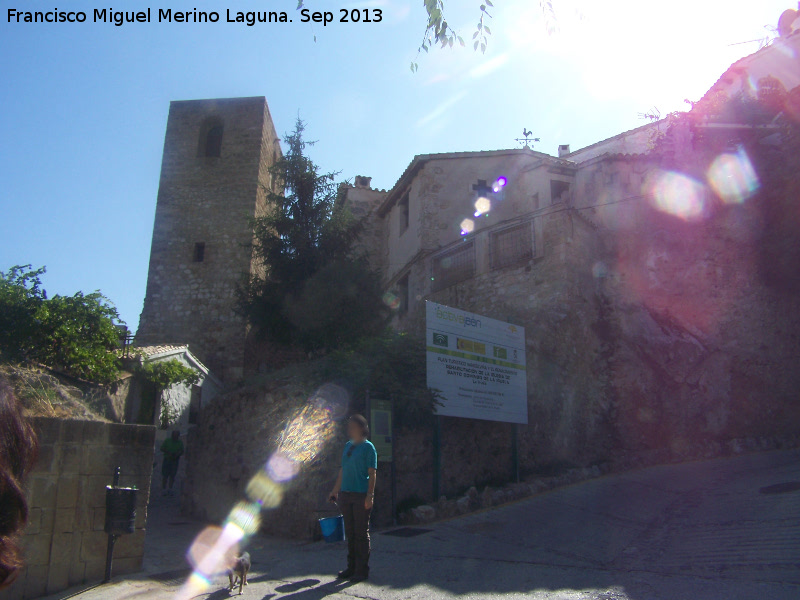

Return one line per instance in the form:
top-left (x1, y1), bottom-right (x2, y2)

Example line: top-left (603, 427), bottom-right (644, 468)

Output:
top-left (328, 415), bottom-right (377, 582)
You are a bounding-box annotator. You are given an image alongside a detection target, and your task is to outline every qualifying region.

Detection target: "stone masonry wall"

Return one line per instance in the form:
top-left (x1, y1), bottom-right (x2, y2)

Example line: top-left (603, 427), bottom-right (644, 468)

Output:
top-left (7, 419), bottom-right (155, 600)
top-left (137, 97), bottom-right (279, 381)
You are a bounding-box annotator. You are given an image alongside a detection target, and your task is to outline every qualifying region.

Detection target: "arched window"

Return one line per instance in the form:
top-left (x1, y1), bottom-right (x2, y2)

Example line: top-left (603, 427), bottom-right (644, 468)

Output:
top-left (204, 124), bottom-right (223, 157)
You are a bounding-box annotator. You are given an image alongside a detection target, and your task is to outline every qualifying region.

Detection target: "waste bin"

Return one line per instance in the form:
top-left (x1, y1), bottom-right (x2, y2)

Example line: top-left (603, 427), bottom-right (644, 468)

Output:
top-left (104, 486), bottom-right (138, 535)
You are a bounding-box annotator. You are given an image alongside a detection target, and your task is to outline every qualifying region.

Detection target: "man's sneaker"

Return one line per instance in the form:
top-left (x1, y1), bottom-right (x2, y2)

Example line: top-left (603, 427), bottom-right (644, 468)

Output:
top-left (337, 569), bottom-right (354, 579)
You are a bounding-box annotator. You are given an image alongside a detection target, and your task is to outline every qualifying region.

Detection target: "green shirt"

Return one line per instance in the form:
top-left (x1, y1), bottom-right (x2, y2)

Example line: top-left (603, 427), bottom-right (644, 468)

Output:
top-left (161, 438), bottom-right (184, 461)
top-left (341, 439), bottom-right (377, 493)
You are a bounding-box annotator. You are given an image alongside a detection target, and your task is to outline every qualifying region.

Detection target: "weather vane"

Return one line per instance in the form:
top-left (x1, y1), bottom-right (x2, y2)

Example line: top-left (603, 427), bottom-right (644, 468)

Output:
top-left (515, 129), bottom-right (540, 149)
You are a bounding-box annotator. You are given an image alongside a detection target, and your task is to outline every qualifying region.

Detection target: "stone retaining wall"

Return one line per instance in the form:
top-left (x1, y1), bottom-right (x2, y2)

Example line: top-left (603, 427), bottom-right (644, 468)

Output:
top-left (6, 418), bottom-right (155, 600)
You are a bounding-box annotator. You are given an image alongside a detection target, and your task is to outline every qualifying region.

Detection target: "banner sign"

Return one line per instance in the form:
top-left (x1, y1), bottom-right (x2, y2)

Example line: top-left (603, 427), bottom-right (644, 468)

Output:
top-left (426, 301), bottom-right (528, 424)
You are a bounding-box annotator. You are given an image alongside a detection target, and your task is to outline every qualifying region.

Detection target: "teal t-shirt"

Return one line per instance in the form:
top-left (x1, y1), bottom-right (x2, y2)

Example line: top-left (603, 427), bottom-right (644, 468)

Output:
top-left (341, 439), bottom-right (377, 493)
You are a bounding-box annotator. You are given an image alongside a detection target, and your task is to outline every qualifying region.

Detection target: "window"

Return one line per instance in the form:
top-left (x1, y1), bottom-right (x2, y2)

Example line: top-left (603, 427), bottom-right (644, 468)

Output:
top-left (398, 191), bottom-right (409, 235)
top-left (193, 242), bottom-right (205, 262)
top-left (492, 223), bottom-right (533, 269)
top-left (551, 180), bottom-right (570, 203)
top-left (396, 274), bottom-right (409, 314)
top-left (188, 385), bottom-right (201, 425)
top-left (432, 242), bottom-right (475, 292)
top-left (204, 125), bottom-right (223, 157)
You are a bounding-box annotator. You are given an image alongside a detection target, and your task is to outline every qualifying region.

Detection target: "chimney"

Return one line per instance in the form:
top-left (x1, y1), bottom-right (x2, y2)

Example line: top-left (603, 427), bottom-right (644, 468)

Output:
top-left (558, 144), bottom-right (571, 158)
top-left (354, 175), bottom-right (372, 188)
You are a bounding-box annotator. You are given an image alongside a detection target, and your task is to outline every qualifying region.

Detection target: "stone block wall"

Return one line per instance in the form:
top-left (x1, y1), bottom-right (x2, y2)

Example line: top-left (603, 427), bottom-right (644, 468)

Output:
top-left (6, 418), bottom-right (155, 600)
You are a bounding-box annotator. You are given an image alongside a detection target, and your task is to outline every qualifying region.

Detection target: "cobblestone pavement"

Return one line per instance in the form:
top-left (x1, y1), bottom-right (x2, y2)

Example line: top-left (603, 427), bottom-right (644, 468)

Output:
top-left (39, 449), bottom-right (800, 600)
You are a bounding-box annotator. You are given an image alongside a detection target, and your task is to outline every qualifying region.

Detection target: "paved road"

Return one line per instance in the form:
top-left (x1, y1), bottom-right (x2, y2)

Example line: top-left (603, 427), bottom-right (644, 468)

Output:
top-left (41, 449), bottom-right (800, 600)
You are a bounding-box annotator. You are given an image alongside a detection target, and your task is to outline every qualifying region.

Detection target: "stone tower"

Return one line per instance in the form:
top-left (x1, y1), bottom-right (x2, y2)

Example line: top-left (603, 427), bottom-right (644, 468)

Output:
top-left (137, 97), bottom-right (280, 381)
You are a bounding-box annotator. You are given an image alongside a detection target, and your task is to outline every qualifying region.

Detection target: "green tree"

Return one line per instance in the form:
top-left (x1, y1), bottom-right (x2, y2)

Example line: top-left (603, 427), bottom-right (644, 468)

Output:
top-left (239, 119), bottom-right (389, 351)
top-left (0, 265), bottom-right (47, 362)
top-left (0, 265), bottom-right (122, 383)
top-left (134, 358), bottom-right (200, 427)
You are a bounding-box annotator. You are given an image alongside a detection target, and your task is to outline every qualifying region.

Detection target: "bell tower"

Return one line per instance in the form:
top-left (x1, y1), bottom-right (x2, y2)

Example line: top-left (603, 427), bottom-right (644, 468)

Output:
top-left (137, 97), bottom-right (280, 381)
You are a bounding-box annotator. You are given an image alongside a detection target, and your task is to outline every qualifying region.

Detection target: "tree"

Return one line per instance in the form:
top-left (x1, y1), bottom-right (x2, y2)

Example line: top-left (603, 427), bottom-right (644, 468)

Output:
top-left (134, 358), bottom-right (200, 427)
top-left (0, 265), bottom-right (122, 383)
top-left (238, 118), bottom-right (389, 351)
top-left (0, 265), bottom-right (47, 363)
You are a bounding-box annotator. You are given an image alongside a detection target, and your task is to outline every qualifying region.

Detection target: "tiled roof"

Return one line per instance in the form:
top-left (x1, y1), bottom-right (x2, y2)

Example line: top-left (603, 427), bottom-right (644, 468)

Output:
top-left (377, 148), bottom-right (569, 216)
top-left (132, 344), bottom-right (218, 382)
top-left (134, 344), bottom-right (188, 357)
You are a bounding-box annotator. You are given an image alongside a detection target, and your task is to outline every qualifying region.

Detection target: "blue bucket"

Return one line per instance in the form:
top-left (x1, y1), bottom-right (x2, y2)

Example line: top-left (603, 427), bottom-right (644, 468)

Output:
top-left (319, 515), bottom-right (345, 543)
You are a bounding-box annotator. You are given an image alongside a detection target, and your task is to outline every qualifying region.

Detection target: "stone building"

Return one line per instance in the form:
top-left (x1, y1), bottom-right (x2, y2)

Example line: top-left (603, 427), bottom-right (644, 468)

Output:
top-left (136, 96), bottom-right (281, 381)
top-left (137, 32), bottom-right (800, 476)
top-left (336, 29), bottom-right (800, 468)
top-left (124, 344), bottom-right (221, 428)
top-left (177, 30), bottom-right (800, 536)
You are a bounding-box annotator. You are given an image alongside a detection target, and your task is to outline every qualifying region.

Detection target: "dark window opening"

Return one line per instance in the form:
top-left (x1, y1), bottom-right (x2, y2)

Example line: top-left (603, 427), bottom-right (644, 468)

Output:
top-left (188, 385), bottom-right (201, 425)
top-left (432, 242), bottom-right (475, 292)
top-left (472, 179), bottom-right (494, 196)
top-left (397, 274), bottom-right (409, 315)
top-left (193, 242), bottom-right (206, 262)
top-left (492, 223), bottom-right (533, 269)
top-left (204, 125), bottom-right (223, 157)
top-left (551, 180), bottom-right (570, 203)
top-left (398, 192), bottom-right (410, 235)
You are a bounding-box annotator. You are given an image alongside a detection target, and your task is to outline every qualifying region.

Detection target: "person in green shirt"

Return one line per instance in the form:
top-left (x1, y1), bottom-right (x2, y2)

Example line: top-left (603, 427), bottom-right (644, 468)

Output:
top-left (160, 430), bottom-right (184, 496)
top-left (328, 414), bottom-right (377, 582)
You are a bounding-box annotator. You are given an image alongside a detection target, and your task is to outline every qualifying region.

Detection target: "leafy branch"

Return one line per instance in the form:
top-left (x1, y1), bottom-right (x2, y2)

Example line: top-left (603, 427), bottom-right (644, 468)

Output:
top-left (411, 0), bottom-right (491, 73)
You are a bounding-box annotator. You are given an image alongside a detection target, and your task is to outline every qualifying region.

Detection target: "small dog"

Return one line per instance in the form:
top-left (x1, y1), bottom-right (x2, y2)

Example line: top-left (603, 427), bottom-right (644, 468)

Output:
top-left (227, 552), bottom-right (251, 595)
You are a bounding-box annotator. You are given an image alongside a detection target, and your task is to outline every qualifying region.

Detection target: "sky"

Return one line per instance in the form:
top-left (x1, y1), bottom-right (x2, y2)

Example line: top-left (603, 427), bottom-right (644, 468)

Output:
top-left (0, 0), bottom-right (791, 331)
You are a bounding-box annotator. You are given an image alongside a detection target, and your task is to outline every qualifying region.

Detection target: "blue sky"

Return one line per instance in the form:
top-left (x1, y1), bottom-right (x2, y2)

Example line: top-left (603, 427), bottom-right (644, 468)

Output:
top-left (0, 0), bottom-right (789, 331)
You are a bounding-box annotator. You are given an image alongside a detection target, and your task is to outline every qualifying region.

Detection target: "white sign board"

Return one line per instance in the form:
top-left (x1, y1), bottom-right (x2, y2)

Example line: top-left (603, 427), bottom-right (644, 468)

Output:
top-left (426, 301), bottom-right (528, 424)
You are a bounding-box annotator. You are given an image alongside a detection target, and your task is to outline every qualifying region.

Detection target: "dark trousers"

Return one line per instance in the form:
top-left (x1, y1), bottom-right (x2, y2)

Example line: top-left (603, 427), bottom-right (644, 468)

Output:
top-left (339, 491), bottom-right (371, 575)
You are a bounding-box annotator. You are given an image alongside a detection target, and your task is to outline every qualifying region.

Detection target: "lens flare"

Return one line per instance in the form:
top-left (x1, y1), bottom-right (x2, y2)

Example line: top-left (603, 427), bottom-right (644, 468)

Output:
top-left (647, 171), bottom-right (707, 221)
top-left (247, 470), bottom-right (286, 507)
top-left (707, 148), bottom-right (759, 205)
top-left (278, 406), bottom-right (337, 466)
top-left (178, 383), bottom-right (348, 598)
top-left (226, 501), bottom-right (262, 536)
top-left (495, 176), bottom-right (507, 188)
top-left (460, 218), bottom-right (474, 235)
top-left (308, 383), bottom-right (350, 420)
top-left (186, 526), bottom-right (238, 573)
top-left (474, 196), bottom-right (491, 216)
top-left (382, 291), bottom-right (401, 311)
top-left (178, 522), bottom-right (245, 599)
top-left (264, 453), bottom-right (299, 485)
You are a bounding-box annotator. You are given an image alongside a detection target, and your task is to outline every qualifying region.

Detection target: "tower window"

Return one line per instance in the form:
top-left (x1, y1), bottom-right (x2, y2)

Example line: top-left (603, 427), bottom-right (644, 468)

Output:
top-left (204, 125), bottom-right (223, 157)
top-left (193, 242), bottom-right (206, 262)
top-left (551, 180), bottom-right (570, 203)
